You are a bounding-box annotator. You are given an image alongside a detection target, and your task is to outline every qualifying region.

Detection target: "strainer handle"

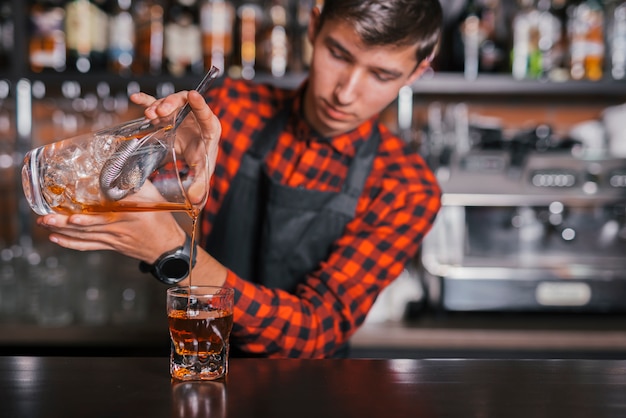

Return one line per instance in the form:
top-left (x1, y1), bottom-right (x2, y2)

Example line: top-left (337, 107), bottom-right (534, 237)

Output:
top-left (174, 66), bottom-right (221, 129)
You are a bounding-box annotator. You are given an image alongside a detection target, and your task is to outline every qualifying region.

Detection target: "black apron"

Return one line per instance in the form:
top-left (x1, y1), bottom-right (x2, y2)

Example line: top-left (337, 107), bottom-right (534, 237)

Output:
top-left (205, 104), bottom-right (380, 356)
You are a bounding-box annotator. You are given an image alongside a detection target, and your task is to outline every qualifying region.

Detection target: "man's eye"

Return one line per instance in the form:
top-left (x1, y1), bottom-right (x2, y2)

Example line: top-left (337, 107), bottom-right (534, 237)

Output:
top-left (373, 73), bottom-right (394, 82)
top-left (329, 48), bottom-right (348, 61)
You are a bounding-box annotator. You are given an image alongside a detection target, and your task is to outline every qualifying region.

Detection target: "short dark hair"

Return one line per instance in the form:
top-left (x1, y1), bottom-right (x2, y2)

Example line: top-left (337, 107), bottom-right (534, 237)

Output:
top-left (319, 0), bottom-right (443, 64)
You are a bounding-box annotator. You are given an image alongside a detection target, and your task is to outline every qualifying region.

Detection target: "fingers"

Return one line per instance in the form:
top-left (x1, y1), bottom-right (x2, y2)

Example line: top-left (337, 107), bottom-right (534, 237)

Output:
top-left (129, 92), bottom-right (157, 107)
top-left (37, 213), bottom-right (118, 242)
top-left (47, 233), bottom-right (114, 252)
top-left (36, 214), bottom-right (115, 252)
top-left (132, 89), bottom-right (220, 141)
top-left (37, 213), bottom-right (113, 229)
top-left (37, 209), bottom-right (185, 263)
top-left (131, 91), bottom-right (180, 120)
top-left (143, 91), bottom-right (189, 119)
top-left (188, 90), bottom-right (221, 140)
top-left (187, 90), bottom-right (211, 121)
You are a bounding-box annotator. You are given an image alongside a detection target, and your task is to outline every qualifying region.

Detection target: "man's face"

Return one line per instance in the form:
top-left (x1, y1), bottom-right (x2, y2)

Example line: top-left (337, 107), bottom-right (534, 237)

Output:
top-left (303, 13), bottom-right (429, 137)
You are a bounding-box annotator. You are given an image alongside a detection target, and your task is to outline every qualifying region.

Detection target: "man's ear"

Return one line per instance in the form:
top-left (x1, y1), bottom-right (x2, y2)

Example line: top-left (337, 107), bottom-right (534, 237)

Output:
top-left (406, 56), bottom-right (433, 86)
top-left (307, 6), bottom-right (322, 44)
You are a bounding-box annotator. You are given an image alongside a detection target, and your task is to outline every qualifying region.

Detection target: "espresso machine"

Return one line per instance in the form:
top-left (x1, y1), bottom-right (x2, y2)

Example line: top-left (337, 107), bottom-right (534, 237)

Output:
top-left (421, 104), bottom-right (626, 312)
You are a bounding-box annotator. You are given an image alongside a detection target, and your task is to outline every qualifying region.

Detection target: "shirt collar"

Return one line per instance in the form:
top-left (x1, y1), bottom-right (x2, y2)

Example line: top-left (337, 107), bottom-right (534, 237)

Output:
top-left (287, 85), bottom-right (376, 158)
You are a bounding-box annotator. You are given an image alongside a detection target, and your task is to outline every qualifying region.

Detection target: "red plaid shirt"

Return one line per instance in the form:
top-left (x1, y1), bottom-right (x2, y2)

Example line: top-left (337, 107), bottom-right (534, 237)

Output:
top-left (201, 77), bottom-right (441, 358)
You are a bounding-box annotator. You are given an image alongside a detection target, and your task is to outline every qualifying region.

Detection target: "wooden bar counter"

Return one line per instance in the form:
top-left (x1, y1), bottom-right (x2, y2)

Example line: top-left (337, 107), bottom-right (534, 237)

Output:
top-left (0, 356), bottom-right (624, 418)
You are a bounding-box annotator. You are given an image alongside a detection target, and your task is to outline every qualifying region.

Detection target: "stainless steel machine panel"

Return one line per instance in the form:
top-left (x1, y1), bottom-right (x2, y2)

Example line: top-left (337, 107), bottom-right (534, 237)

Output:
top-left (422, 151), bottom-right (626, 312)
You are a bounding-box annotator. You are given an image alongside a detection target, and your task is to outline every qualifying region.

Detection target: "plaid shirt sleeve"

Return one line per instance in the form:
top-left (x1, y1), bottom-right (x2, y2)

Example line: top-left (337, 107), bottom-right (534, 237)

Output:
top-left (203, 78), bottom-right (441, 358)
top-left (224, 130), bottom-right (441, 358)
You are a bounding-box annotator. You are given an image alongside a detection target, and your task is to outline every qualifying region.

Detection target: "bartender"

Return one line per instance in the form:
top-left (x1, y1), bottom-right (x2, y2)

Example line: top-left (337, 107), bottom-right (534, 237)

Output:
top-left (36, 0), bottom-right (443, 358)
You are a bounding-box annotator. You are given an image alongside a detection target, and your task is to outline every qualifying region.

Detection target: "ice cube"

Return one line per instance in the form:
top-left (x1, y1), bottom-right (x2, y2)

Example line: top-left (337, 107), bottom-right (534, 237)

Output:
top-left (42, 174), bottom-right (68, 209)
top-left (91, 134), bottom-right (117, 165)
top-left (74, 176), bottom-right (102, 204)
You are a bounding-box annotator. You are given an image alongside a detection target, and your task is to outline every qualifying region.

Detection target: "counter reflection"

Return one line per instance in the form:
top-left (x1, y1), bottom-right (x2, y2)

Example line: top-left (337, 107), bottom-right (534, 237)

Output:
top-left (171, 380), bottom-right (226, 418)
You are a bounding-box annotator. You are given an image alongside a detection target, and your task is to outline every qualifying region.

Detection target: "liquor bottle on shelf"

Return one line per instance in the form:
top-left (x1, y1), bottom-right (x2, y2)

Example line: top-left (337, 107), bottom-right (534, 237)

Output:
top-left (132, 0), bottom-right (165, 75)
top-left (29, 0), bottom-right (66, 73)
top-left (542, 0), bottom-right (568, 81)
top-left (0, 79), bottom-right (15, 248)
top-left (65, 0), bottom-right (109, 73)
top-left (292, 0), bottom-right (317, 73)
top-left (511, 0), bottom-right (541, 79)
top-left (535, 0), bottom-right (563, 79)
top-left (511, 0), bottom-right (562, 80)
top-left (457, 0), bottom-right (508, 80)
top-left (232, 2), bottom-right (263, 80)
top-left (0, 1), bottom-right (13, 72)
top-left (568, 0), bottom-right (605, 81)
top-left (164, 0), bottom-right (204, 77)
top-left (610, 0), bottom-right (626, 79)
top-left (108, 0), bottom-right (136, 76)
top-left (35, 256), bottom-right (73, 327)
top-left (257, 0), bottom-right (291, 77)
top-left (461, 0), bottom-right (483, 80)
top-left (477, 0), bottom-right (509, 74)
top-left (200, 0), bottom-right (236, 75)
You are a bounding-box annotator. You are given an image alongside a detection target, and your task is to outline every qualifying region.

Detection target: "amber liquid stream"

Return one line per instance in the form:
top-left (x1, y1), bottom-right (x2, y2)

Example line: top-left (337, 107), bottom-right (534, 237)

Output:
top-left (168, 209), bottom-right (234, 360)
top-left (74, 202), bottom-right (230, 354)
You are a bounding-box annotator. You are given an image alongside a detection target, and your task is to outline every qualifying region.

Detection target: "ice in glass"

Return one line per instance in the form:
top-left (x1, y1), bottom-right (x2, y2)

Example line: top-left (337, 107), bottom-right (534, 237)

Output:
top-left (167, 286), bottom-right (234, 381)
top-left (21, 66), bottom-right (219, 216)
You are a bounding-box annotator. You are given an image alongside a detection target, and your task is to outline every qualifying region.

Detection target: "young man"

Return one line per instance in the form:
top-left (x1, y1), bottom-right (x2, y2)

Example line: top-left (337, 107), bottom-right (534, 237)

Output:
top-left (37, 0), bottom-right (443, 358)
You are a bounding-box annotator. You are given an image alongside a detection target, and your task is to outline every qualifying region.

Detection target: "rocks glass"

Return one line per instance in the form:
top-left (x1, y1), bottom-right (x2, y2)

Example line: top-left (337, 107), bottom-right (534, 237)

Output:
top-left (167, 286), bottom-right (234, 381)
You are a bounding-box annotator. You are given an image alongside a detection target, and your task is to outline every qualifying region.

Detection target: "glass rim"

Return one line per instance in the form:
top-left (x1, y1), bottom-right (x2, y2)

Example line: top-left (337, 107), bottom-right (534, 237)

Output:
top-left (167, 285), bottom-right (234, 297)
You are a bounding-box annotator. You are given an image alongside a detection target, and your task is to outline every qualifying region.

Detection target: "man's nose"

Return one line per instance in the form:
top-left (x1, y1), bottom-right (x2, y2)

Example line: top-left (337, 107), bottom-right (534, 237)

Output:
top-left (333, 68), bottom-right (363, 105)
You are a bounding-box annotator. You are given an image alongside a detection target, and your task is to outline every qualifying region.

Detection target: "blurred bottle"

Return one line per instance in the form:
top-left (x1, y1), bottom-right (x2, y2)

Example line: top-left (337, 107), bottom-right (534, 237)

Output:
top-left (0, 1), bottom-right (13, 71)
top-left (536, 0), bottom-right (563, 79)
top-left (13, 240), bottom-right (43, 323)
top-left (544, 0), bottom-right (569, 81)
top-left (0, 80), bottom-right (16, 246)
top-left (65, 0), bottom-right (109, 73)
top-left (164, 0), bottom-right (204, 77)
top-left (200, 0), bottom-right (236, 74)
top-left (511, 0), bottom-right (541, 79)
top-left (36, 256), bottom-right (73, 327)
top-left (459, 0), bottom-right (508, 80)
top-left (132, 0), bottom-right (165, 75)
top-left (461, 0), bottom-right (483, 80)
top-left (292, 0), bottom-right (317, 73)
top-left (610, 0), bottom-right (626, 79)
top-left (481, 0), bottom-right (512, 75)
top-left (0, 248), bottom-right (19, 321)
top-left (0, 240), bottom-right (39, 323)
top-left (512, 0), bottom-right (563, 80)
top-left (58, 80), bottom-right (84, 135)
top-left (234, 2), bottom-right (263, 79)
top-left (568, 0), bottom-right (605, 81)
top-left (76, 252), bottom-right (109, 326)
top-left (108, 0), bottom-right (136, 76)
top-left (257, 0), bottom-right (291, 77)
top-left (92, 81), bottom-right (120, 129)
top-left (111, 260), bottom-right (149, 324)
top-left (29, 0), bottom-right (66, 73)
